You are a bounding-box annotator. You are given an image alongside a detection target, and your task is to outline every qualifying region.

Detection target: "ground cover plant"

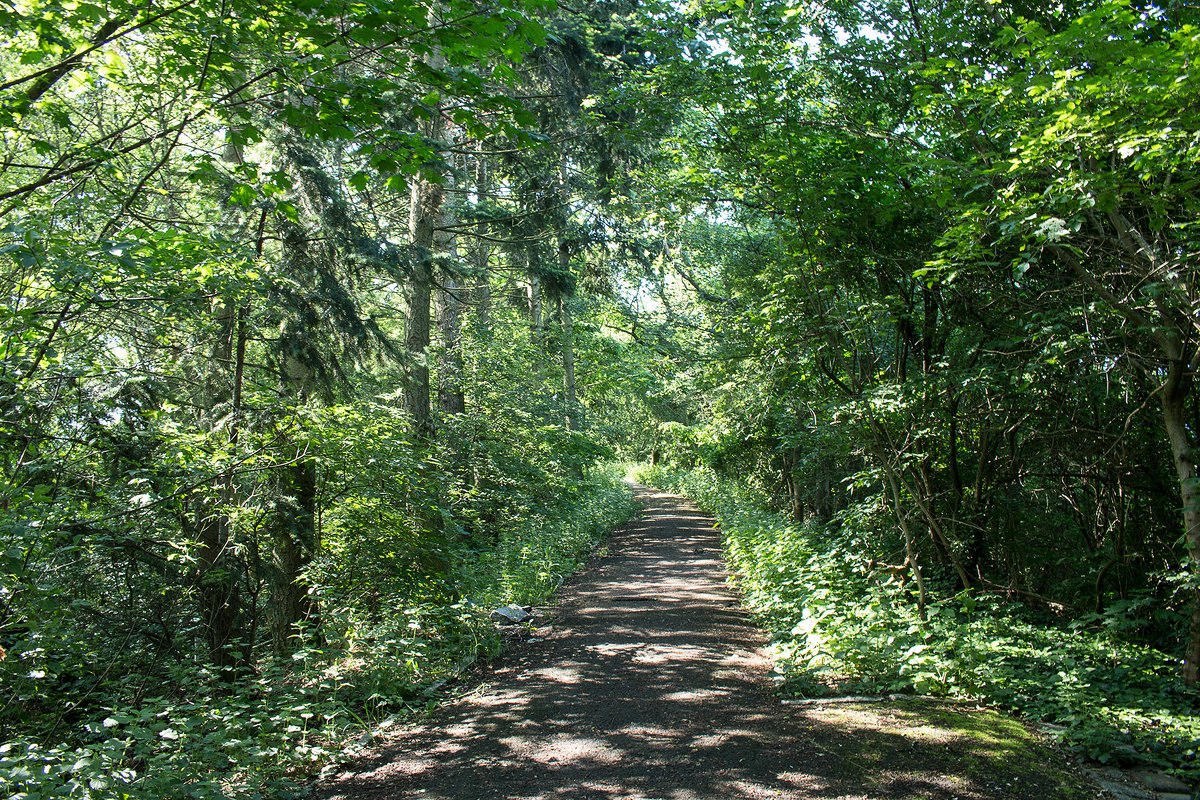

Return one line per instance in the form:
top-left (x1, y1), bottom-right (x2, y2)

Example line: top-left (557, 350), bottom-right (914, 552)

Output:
top-left (6, 0), bottom-right (1200, 795)
top-left (0, 463), bottom-right (634, 800)
top-left (635, 464), bottom-right (1200, 783)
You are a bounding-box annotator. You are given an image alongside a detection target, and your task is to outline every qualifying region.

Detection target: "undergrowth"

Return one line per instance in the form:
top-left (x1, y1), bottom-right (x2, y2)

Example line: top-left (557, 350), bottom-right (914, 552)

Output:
top-left (634, 463), bottom-right (1200, 783)
top-left (0, 465), bottom-right (635, 800)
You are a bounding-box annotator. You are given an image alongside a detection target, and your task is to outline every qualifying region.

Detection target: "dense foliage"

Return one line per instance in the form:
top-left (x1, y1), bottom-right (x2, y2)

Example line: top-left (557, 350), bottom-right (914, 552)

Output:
top-left (2, 463), bottom-right (633, 799)
top-left (600, 0), bottom-right (1200, 700)
top-left (4, 0), bottom-right (1199, 793)
top-left (604, 0), bottom-right (1200, 781)
top-left (0, 0), bottom-right (662, 795)
top-left (638, 464), bottom-right (1199, 779)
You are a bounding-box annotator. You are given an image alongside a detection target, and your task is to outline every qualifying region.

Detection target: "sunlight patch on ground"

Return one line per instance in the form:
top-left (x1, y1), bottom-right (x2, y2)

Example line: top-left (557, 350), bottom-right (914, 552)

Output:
top-left (687, 732), bottom-right (727, 747)
top-left (660, 687), bottom-right (730, 701)
top-left (620, 722), bottom-right (679, 738)
top-left (515, 734), bottom-right (626, 765)
top-left (631, 643), bottom-right (722, 664)
top-left (527, 665), bottom-right (583, 683)
top-left (587, 642), bottom-right (644, 654)
top-left (774, 771), bottom-right (840, 791)
top-left (805, 705), bottom-right (999, 749)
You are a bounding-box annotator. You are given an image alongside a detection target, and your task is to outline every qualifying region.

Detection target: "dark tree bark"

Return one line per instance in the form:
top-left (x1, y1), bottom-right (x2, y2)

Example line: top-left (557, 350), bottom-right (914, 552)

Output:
top-left (268, 457), bottom-right (319, 658)
top-left (194, 298), bottom-right (246, 671)
top-left (1162, 352), bottom-right (1200, 684)
top-left (405, 141), bottom-right (442, 441)
top-left (558, 237), bottom-right (579, 433)
top-left (437, 152), bottom-right (465, 418)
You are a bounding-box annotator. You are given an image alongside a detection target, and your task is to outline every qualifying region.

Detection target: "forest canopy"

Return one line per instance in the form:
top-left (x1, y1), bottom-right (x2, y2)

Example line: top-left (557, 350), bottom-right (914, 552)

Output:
top-left (1, 0), bottom-right (1198, 795)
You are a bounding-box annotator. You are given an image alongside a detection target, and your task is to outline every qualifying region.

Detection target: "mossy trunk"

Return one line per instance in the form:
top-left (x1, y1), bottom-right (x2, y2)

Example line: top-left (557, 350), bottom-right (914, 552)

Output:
top-left (195, 297), bottom-right (247, 671)
top-left (1162, 359), bottom-right (1200, 685)
top-left (269, 457), bottom-right (319, 658)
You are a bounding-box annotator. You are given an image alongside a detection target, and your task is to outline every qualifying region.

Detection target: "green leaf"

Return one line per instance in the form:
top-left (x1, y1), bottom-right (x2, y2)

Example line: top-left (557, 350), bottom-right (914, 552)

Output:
top-left (229, 184), bottom-right (257, 208)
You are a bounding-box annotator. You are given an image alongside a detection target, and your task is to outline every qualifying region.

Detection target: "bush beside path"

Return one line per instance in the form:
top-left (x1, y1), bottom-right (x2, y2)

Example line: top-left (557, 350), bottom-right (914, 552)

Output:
top-left (312, 486), bottom-right (1099, 800)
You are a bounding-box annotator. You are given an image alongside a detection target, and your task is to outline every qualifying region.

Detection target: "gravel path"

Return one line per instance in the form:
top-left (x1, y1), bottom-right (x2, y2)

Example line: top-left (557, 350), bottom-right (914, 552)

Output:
top-left (313, 486), bottom-right (1096, 800)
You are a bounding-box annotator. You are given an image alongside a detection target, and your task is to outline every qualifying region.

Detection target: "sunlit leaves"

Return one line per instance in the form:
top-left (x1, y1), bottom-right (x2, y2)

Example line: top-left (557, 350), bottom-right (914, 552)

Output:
top-left (647, 464), bottom-right (1200, 779)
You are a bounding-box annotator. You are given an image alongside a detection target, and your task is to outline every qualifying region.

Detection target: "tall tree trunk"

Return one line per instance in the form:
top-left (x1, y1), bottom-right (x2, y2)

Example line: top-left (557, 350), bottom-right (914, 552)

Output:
top-left (560, 296), bottom-right (578, 432)
top-left (192, 134), bottom-right (260, 669)
top-left (264, 330), bottom-right (324, 659)
top-left (195, 298), bottom-right (244, 671)
top-left (527, 259), bottom-right (544, 342)
top-left (438, 276), bottom-right (466, 417)
top-left (405, 118), bottom-right (444, 441)
top-left (468, 142), bottom-right (494, 342)
top-left (557, 237), bottom-right (579, 432)
top-left (269, 456), bottom-right (319, 657)
top-left (402, 5), bottom-right (448, 439)
top-left (404, 37), bottom-right (453, 580)
top-left (1162, 354), bottom-right (1200, 685)
top-left (468, 144), bottom-right (493, 496)
top-left (436, 152), bottom-right (465, 417)
top-left (196, 508), bottom-right (241, 670)
top-left (883, 459), bottom-right (928, 622)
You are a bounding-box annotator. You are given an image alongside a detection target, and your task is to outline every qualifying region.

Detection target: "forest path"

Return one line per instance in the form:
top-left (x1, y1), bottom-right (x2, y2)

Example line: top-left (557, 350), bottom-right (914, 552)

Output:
top-left (314, 486), bottom-right (1096, 800)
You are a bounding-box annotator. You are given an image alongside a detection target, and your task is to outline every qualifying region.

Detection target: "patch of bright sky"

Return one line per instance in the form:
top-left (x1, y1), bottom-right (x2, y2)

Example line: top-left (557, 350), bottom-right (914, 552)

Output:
top-left (691, 4), bottom-right (887, 66)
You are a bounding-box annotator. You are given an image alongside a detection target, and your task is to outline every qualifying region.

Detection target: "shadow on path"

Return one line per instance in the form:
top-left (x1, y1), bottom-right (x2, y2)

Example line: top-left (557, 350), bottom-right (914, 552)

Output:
top-left (313, 486), bottom-right (1094, 800)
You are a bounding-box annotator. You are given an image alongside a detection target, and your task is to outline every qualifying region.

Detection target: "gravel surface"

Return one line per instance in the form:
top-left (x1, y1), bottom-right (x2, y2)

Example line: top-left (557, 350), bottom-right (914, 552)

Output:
top-left (311, 486), bottom-right (1098, 800)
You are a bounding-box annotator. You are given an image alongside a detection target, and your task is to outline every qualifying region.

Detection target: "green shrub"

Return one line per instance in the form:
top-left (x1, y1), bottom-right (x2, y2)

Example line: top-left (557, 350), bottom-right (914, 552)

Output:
top-left (0, 467), bottom-right (634, 800)
top-left (636, 463), bottom-right (1200, 782)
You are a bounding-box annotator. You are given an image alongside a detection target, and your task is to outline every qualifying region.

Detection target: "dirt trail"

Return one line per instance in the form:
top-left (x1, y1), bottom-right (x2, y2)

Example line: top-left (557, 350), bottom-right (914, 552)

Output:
top-left (314, 486), bottom-right (1096, 800)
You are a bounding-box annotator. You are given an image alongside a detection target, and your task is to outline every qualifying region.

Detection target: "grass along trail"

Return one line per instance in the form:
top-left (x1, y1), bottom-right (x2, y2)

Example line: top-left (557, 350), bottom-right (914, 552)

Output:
top-left (312, 486), bottom-right (1099, 800)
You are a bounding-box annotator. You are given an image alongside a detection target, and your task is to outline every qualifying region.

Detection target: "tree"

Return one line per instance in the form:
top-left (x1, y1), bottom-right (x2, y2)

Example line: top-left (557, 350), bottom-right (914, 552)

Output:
top-left (924, 1), bottom-right (1200, 679)
top-left (638, 0), bottom-right (1195, 673)
top-left (0, 0), bottom-right (557, 679)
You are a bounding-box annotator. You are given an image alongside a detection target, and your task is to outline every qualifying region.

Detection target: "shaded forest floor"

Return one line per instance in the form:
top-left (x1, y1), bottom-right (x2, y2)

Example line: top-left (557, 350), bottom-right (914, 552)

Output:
top-left (311, 486), bottom-right (1103, 800)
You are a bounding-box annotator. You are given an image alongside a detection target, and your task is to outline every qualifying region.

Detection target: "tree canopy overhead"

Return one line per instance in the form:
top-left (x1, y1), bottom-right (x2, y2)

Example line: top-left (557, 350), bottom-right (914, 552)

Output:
top-left (2, 0), bottom-right (1199, 794)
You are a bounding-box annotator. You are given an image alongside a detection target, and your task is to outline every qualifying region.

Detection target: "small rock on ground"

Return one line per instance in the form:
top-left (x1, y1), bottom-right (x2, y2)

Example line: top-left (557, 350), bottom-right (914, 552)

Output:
top-left (1089, 766), bottom-right (1155, 800)
top-left (1128, 768), bottom-right (1192, 793)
